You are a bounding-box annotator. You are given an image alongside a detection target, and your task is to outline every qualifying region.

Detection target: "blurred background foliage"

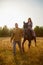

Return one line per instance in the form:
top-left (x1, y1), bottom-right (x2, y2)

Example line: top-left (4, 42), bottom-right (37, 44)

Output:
top-left (0, 25), bottom-right (43, 37)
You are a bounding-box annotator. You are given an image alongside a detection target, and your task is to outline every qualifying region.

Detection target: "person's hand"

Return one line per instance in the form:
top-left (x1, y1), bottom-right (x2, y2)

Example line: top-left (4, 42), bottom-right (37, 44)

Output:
top-left (10, 39), bottom-right (12, 43)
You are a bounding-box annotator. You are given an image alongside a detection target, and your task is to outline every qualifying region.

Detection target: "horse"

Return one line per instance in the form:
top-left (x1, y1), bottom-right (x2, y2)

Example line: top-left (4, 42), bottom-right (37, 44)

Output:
top-left (22, 22), bottom-right (36, 52)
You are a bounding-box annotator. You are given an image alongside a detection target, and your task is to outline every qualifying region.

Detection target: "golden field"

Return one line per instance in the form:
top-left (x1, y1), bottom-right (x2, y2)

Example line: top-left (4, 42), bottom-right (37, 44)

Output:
top-left (0, 37), bottom-right (43, 65)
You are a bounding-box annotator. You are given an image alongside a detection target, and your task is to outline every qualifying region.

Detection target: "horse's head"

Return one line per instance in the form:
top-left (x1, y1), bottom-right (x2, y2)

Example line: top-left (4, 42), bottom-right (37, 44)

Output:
top-left (23, 22), bottom-right (28, 33)
top-left (23, 22), bottom-right (28, 29)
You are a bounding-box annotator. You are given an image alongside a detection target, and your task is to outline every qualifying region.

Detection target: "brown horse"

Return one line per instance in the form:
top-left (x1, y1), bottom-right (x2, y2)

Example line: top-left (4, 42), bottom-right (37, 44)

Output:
top-left (22, 22), bottom-right (36, 52)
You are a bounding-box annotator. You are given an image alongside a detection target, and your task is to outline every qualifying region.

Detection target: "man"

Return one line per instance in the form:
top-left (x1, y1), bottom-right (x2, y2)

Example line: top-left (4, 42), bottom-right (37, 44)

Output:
top-left (10, 23), bottom-right (23, 55)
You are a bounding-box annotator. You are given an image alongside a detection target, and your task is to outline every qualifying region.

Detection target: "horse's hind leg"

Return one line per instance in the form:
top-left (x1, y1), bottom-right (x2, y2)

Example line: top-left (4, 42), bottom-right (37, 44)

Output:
top-left (22, 38), bottom-right (26, 52)
top-left (34, 37), bottom-right (36, 46)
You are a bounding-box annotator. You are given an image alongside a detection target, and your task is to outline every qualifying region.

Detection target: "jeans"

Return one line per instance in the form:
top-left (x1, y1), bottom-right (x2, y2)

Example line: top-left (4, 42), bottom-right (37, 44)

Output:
top-left (13, 41), bottom-right (22, 54)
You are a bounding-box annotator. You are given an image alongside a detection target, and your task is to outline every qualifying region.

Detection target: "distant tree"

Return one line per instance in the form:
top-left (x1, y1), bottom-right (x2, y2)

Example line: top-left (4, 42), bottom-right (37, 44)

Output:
top-left (34, 26), bottom-right (43, 37)
top-left (9, 28), bottom-right (13, 36)
top-left (1, 25), bottom-right (10, 37)
top-left (0, 27), bottom-right (2, 37)
top-left (39, 27), bottom-right (43, 37)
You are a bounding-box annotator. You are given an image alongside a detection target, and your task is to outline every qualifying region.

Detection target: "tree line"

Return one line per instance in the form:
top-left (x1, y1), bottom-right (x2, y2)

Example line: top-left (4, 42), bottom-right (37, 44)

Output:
top-left (34, 26), bottom-right (43, 37)
top-left (0, 25), bottom-right (43, 37)
top-left (0, 25), bottom-right (13, 37)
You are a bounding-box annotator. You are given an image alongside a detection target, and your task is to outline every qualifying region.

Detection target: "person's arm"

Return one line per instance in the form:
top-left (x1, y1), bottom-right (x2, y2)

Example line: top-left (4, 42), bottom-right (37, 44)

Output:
top-left (31, 22), bottom-right (33, 28)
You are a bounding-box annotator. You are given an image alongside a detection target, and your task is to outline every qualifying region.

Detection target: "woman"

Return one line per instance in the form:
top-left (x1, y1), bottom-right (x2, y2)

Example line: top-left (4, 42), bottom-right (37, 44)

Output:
top-left (27, 18), bottom-right (36, 37)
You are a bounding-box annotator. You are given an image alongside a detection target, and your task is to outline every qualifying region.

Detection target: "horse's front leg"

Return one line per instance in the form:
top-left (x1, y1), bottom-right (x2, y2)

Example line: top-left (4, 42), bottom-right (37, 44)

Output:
top-left (28, 40), bottom-right (31, 48)
top-left (22, 38), bottom-right (26, 52)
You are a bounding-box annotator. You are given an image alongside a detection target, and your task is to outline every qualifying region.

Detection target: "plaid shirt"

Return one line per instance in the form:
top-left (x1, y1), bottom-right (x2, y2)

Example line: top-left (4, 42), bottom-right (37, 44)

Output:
top-left (11, 28), bottom-right (23, 41)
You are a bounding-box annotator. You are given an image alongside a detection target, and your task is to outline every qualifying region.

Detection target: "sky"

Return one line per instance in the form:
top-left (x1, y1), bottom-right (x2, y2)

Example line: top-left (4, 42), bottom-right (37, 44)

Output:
top-left (0, 0), bottom-right (43, 28)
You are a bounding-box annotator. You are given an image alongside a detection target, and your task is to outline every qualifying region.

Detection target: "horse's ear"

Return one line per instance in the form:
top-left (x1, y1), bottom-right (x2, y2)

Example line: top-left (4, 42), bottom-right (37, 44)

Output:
top-left (23, 21), bottom-right (25, 24)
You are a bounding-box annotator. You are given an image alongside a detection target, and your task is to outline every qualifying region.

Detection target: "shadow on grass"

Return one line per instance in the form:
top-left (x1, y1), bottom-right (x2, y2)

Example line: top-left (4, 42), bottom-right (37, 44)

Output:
top-left (13, 55), bottom-right (21, 65)
top-left (13, 52), bottom-right (30, 65)
top-left (0, 56), bottom-right (6, 65)
top-left (13, 51), bottom-right (43, 65)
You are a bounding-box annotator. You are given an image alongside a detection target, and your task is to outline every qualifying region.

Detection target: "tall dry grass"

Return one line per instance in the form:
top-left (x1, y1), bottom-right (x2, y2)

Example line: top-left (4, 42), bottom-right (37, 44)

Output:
top-left (0, 37), bottom-right (43, 65)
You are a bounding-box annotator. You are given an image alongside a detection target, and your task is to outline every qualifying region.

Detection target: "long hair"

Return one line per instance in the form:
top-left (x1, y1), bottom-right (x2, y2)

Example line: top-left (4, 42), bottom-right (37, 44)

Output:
top-left (28, 18), bottom-right (32, 22)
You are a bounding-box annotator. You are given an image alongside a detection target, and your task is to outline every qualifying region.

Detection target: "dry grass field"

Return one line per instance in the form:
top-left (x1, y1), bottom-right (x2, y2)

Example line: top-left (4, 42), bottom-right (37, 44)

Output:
top-left (0, 37), bottom-right (43, 65)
